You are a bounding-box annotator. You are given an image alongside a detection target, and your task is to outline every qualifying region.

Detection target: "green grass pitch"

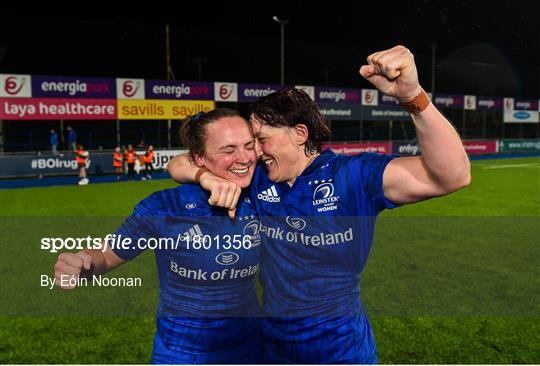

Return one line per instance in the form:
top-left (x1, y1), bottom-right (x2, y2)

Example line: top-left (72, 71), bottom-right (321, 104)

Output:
top-left (0, 157), bottom-right (538, 363)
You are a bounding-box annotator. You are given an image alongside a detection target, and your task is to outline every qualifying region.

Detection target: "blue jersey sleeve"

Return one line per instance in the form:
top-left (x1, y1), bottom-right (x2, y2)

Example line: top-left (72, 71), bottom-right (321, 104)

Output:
top-left (112, 193), bottom-right (161, 261)
top-left (347, 153), bottom-right (399, 212)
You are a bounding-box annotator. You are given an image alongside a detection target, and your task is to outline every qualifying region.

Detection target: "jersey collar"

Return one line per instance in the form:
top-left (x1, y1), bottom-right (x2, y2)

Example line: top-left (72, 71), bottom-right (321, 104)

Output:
top-left (299, 148), bottom-right (336, 177)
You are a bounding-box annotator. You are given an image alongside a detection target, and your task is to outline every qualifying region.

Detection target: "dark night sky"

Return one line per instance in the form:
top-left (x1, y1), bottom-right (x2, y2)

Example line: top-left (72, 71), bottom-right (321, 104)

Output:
top-left (1, 1), bottom-right (539, 96)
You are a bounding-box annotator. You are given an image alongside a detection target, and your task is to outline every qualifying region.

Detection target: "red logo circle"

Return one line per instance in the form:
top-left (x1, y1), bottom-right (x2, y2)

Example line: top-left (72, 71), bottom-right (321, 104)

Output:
top-left (219, 84), bottom-right (233, 100)
top-left (365, 91), bottom-right (373, 103)
top-left (122, 81), bottom-right (139, 97)
top-left (4, 76), bottom-right (25, 95)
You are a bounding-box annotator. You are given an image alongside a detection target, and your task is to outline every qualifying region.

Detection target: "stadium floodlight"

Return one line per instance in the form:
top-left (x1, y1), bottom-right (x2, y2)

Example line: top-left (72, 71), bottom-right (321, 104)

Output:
top-left (272, 16), bottom-right (288, 85)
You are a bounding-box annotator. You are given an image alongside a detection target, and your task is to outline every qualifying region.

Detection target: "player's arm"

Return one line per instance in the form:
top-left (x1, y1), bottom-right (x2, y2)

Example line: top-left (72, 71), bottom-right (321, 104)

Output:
top-left (359, 45), bottom-right (471, 205)
top-left (167, 153), bottom-right (241, 212)
top-left (54, 243), bottom-right (125, 290)
top-left (167, 153), bottom-right (200, 182)
top-left (382, 105), bottom-right (470, 204)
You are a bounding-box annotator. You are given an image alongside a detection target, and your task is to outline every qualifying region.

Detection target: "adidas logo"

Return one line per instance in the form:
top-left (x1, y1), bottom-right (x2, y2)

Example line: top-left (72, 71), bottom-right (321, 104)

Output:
top-left (182, 224), bottom-right (204, 241)
top-left (257, 185), bottom-right (281, 202)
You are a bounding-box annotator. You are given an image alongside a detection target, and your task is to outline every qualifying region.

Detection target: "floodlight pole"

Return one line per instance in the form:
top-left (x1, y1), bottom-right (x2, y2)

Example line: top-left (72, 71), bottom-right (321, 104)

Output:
top-left (165, 24), bottom-right (175, 149)
top-left (273, 16), bottom-right (288, 86)
top-left (192, 57), bottom-right (207, 81)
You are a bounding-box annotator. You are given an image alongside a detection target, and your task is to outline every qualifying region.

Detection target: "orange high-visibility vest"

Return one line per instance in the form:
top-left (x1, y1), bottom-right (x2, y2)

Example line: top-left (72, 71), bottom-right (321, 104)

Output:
top-left (144, 151), bottom-right (154, 164)
top-left (125, 150), bottom-right (136, 164)
top-left (113, 152), bottom-right (123, 168)
top-left (75, 149), bottom-right (87, 165)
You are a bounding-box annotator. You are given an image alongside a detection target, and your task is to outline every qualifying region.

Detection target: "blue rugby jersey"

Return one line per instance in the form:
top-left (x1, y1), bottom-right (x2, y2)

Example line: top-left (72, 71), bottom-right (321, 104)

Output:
top-left (112, 184), bottom-right (262, 362)
top-left (250, 149), bottom-right (398, 363)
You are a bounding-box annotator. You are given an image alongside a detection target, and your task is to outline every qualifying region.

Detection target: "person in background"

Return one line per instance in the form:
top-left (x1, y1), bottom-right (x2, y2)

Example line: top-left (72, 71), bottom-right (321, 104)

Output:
top-left (142, 144), bottom-right (155, 180)
top-left (75, 143), bottom-right (89, 185)
top-left (67, 126), bottom-right (77, 151)
top-left (125, 144), bottom-right (137, 180)
top-left (113, 146), bottom-right (124, 181)
top-left (50, 129), bottom-right (58, 155)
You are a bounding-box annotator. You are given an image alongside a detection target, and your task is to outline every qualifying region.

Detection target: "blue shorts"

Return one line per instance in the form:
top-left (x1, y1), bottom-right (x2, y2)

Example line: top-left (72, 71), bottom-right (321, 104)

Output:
top-left (263, 344), bottom-right (378, 364)
top-left (261, 315), bottom-right (378, 364)
top-left (151, 331), bottom-right (262, 364)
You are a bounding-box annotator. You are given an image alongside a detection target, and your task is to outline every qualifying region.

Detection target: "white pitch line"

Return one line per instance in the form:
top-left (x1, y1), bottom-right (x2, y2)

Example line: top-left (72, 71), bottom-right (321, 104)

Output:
top-left (482, 163), bottom-right (540, 169)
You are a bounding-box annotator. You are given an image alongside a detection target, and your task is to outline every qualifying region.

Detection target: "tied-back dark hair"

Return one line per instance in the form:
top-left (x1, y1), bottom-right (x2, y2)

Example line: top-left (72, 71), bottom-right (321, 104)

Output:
top-left (248, 87), bottom-right (331, 154)
top-left (180, 108), bottom-right (244, 160)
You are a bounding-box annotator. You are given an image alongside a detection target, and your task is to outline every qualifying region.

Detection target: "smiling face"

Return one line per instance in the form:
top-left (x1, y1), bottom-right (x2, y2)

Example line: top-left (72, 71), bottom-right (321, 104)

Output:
top-left (250, 116), bottom-right (312, 185)
top-left (194, 116), bottom-right (257, 188)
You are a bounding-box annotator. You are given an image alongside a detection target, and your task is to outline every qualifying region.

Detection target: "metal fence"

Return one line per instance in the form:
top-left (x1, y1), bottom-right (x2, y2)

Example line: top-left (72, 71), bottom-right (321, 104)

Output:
top-left (1, 113), bottom-right (539, 154)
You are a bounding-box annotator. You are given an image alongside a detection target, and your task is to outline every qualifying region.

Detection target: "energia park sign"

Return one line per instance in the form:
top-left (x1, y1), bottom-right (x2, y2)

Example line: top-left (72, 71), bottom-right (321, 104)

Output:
top-left (0, 74), bottom-right (538, 121)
